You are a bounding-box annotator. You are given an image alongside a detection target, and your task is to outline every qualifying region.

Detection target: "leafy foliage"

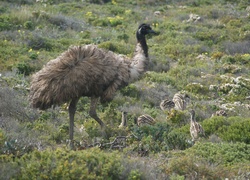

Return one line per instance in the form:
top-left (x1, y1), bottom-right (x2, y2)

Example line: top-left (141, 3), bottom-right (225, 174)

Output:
top-left (202, 116), bottom-right (250, 143)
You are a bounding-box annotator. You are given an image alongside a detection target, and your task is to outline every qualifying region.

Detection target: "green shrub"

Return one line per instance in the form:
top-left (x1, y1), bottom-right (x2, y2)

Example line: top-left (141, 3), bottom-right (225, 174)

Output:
top-left (218, 117), bottom-right (250, 143)
top-left (203, 117), bottom-right (250, 143)
top-left (50, 122), bottom-right (69, 143)
top-left (166, 142), bottom-right (250, 178)
top-left (167, 109), bottom-right (187, 127)
top-left (165, 130), bottom-right (191, 150)
top-left (0, 148), bottom-right (124, 179)
top-left (120, 84), bottom-right (140, 98)
top-left (194, 30), bottom-right (223, 45)
top-left (202, 116), bottom-right (228, 136)
top-left (16, 61), bottom-right (34, 76)
top-left (187, 142), bottom-right (250, 165)
top-left (185, 82), bottom-right (209, 95)
top-left (128, 169), bottom-right (142, 180)
top-left (0, 15), bottom-right (14, 30)
top-left (221, 55), bottom-right (236, 64)
top-left (23, 21), bottom-right (34, 30)
top-left (27, 34), bottom-right (53, 51)
top-left (131, 121), bottom-right (191, 152)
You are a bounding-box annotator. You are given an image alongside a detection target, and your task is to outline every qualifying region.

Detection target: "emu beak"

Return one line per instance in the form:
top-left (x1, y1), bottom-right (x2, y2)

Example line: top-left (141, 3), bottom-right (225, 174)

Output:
top-left (148, 29), bottom-right (157, 34)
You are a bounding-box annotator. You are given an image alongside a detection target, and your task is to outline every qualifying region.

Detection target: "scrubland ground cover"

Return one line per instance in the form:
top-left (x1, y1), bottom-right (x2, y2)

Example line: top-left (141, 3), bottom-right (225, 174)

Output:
top-left (0, 0), bottom-right (250, 179)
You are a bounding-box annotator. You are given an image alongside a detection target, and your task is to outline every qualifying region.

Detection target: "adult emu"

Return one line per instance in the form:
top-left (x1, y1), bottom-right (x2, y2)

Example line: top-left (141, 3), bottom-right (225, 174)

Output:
top-left (29, 24), bottom-right (156, 147)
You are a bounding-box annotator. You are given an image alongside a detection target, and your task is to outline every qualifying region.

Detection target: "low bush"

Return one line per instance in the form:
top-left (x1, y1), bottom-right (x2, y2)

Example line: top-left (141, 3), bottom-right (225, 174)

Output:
top-left (202, 116), bottom-right (250, 143)
top-left (0, 147), bottom-right (162, 180)
top-left (202, 116), bottom-right (228, 136)
top-left (218, 117), bottom-right (250, 143)
top-left (16, 61), bottom-right (35, 75)
top-left (0, 148), bottom-right (122, 179)
top-left (187, 142), bottom-right (250, 165)
top-left (0, 15), bottom-right (14, 31)
top-left (165, 142), bottom-right (250, 179)
top-left (120, 84), bottom-right (140, 99)
top-left (131, 121), bottom-right (191, 152)
top-left (27, 34), bottom-right (53, 51)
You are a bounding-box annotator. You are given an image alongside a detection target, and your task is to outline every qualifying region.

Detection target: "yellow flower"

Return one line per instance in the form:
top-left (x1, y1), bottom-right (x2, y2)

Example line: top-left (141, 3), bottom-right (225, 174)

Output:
top-left (37, 51), bottom-right (40, 54)
top-left (125, 10), bottom-right (131, 14)
top-left (85, 11), bottom-right (92, 17)
top-left (28, 48), bottom-right (33, 52)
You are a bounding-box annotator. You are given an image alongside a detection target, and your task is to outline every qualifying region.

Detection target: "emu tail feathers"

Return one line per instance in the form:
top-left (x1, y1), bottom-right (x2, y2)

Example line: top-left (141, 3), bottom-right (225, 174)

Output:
top-left (29, 45), bottom-right (98, 109)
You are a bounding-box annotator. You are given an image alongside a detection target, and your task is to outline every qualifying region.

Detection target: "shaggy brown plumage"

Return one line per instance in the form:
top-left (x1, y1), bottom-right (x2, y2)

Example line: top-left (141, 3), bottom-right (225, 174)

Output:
top-left (29, 24), bottom-right (156, 147)
top-left (30, 45), bottom-right (132, 109)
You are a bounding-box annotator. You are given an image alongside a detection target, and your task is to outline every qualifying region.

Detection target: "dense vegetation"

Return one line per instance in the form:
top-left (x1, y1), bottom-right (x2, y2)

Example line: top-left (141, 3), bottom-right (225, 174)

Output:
top-left (0, 0), bottom-right (250, 179)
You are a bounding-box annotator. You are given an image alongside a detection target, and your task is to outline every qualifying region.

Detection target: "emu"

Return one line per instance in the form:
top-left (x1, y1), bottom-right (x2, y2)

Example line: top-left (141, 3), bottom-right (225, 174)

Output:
top-left (137, 114), bottom-right (156, 126)
top-left (189, 109), bottom-right (205, 141)
top-left (118, 111), bottom-right (128, 128)
top-left (172, 92), bottom-right (190, 111)
top-left (29, 24), bottom-right (156, 148)
top-left (160, 93), bottom-right (190, 111)
top-left (119, 112), bottom-right (155, 128)
top-left (160, 98), bottom-right (175, 111)
top-left (211, 110), bottom-right (227, 117)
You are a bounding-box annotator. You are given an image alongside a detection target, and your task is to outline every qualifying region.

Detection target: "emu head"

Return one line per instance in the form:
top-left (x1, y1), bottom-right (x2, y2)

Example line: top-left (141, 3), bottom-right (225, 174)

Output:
top-left (189, 109), bottom-right (196, 119)
top-left (136, 24), bottom-right (156, 40)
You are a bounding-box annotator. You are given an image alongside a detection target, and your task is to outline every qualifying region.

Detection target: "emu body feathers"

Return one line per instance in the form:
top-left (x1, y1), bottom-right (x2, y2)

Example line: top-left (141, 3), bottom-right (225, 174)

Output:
top-left (30, 45), bottom-right (136, 110)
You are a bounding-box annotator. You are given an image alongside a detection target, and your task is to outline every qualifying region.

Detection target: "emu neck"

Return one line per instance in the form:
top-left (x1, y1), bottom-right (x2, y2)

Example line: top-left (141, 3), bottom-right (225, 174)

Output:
top-left (190, 112), bottom-right (195, 123)
top-left (129, 34), bottom-right (149, 82)
top-left (137, 35), bottom-right (148, 57)
top-left (121, 112), bottom-right (127, 126)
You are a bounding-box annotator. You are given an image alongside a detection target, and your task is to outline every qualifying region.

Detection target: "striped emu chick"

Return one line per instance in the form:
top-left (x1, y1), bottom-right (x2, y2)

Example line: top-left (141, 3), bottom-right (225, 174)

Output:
top-left (189, 109), bottom-right (205, 141)
top-left (211, 110), bottom-right (227, 117)
top-left (172, 92), bottom-right (190, 111)
top-left (160, 98), bottom-right (175, 111)
top-left (137, 114), bottom-right (156, 126)
top-left (118, 111), bottom-right (128, 128)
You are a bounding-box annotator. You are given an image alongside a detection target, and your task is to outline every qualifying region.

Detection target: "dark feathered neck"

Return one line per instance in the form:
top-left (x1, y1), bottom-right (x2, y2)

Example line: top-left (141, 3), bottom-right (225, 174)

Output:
top-left (136, 33), bottom-right (148, 57)
top-left (190, 111), bottom-right (196, 122)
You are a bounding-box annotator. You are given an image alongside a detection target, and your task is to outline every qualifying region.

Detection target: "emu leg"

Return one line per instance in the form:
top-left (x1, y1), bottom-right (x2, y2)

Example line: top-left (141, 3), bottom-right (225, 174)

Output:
top-left (89, 96), bottom-right (105, 128)
top-left (68, 98), bottom-right (79, 149)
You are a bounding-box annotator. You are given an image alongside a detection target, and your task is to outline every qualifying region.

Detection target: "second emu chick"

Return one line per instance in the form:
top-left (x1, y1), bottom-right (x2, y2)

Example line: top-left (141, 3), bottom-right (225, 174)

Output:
top-left (189, 109), bottom-right (205, 141)
top-left (137, 114), bottom-right (156, 126)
